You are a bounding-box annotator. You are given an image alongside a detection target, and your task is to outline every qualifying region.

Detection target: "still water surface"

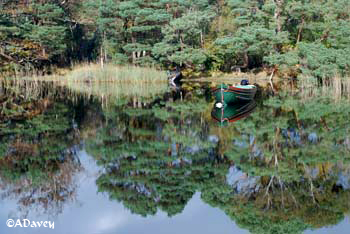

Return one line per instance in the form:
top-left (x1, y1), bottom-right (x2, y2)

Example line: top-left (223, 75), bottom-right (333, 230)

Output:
top-left (0, 80), bottom-right (349, 234)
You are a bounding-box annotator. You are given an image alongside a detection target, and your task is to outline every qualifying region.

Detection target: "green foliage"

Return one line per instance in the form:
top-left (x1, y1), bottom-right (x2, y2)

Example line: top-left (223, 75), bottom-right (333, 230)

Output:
top-left (0, 0), bottom-right (80, 74)
top-left (153, 8), bottom-right (215, 68)
top-left (265, 0), bottom-right (350, 77)
top-left (2, 0), bottom-right (350, 76)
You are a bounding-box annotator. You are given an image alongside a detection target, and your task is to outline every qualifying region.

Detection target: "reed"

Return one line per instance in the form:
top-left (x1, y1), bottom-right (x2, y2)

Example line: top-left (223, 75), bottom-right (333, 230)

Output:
top-left (61, 80), bottom-right (169, 104)
top-left (58, 64), bottom-right (168, 102)
top-left (4, 64), bottom-right (170, 105)
top-left (38, 63), bottom-right (167, 83)
top-left (299, 75), bottom-right (350, 101)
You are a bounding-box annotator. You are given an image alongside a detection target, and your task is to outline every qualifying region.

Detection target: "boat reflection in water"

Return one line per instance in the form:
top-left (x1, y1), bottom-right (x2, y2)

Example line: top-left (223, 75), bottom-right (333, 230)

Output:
top-left (211, 100), bottom-right (257, 125)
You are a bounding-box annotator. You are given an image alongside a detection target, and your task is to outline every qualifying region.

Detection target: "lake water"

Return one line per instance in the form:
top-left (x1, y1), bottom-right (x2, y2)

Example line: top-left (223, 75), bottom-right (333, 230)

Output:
top-left (0, 80), bottom-right (350, 234)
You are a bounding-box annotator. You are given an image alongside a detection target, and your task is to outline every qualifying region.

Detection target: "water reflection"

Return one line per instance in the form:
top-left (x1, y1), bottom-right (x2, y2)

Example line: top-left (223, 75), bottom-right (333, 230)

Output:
top-left (211, 100), bottom-right (257, 125)
top-left (0, 80), bottom-right (350, 234)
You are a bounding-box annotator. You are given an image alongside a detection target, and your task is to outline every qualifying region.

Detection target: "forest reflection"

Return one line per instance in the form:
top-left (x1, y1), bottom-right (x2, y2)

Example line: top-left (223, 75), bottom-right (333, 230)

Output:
top-left (0, 80), bottom-right (350, 233)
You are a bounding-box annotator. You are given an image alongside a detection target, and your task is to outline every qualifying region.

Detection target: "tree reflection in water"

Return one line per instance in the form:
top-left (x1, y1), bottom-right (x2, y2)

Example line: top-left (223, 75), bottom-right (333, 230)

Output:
top-left (1, 80), bottom-right (350, 233)
top-left (87, 83), bottom-right (350, 234)
top-left (0, 82), bottom-right (83, 218)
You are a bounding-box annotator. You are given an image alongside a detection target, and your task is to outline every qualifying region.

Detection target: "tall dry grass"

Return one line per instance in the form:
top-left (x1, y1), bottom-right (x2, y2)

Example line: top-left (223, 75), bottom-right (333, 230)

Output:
top-left (62, 80), bottom-right (169, 104)
top-left (6, 64), bottom-right (169, 104)
top-left (63, 64), bottom-right (167, 83)
top-left (56, 64), bottom-right (169, 102)
top-left (299, 75), bottom-right (350, 101)
top-left (33, 63), bottom-right (167, 83)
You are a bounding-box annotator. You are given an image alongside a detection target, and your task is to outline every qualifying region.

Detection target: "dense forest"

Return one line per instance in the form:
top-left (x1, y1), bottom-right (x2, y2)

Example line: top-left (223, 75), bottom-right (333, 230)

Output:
top-left (1, 0), bottom-right (350, 78)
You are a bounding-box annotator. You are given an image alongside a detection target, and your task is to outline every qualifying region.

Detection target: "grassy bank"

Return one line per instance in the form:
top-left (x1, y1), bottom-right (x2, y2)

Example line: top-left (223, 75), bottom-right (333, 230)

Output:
top-left (6, 64), bottom-right (169, 103)
top-left (65, 64), bottom-right (167, 83)
top-left (60, 64), bottom-right (168, 101)
top-left (32, 64), bottom-right (168, 83)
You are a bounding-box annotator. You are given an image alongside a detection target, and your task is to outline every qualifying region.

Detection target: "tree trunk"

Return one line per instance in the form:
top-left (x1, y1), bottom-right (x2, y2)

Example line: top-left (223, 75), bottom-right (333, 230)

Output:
top-left (42, 47), bottom-right (46, 58)
top-left (132, 52), bottom-right (136, 63)
top-left (103, 31), bottom-right (108, 63)
top-left (243, 52), bottom-right (249, 68)
top-left (0, 52), bottom-right (18, 63)
top-left (0, 81), bottom-right (3, 95)
top-left (180, 34), bottom-right (184, 51)
top-left (100, 46), bottom-right (104, 68)
top-left (131, 34), bottom-right (136, 64)
top-left (297, 17), bottom-right (305, 43)
top-left (274, 0), bottom-right (284, 33)
top-left (200, 31), bottom-right (204, 48)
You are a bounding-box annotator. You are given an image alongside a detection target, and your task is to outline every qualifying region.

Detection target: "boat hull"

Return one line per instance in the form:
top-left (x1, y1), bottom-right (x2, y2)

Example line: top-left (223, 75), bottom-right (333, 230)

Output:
top-left (212, 84), bottom-right (257, 103)
top-left (211, 101), bottom-right (257, 125)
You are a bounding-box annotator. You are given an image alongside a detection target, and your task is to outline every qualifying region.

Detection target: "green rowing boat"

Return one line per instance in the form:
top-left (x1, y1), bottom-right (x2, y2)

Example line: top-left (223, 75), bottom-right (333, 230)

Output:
top-left (212, 82), bottom-right (257, 104)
